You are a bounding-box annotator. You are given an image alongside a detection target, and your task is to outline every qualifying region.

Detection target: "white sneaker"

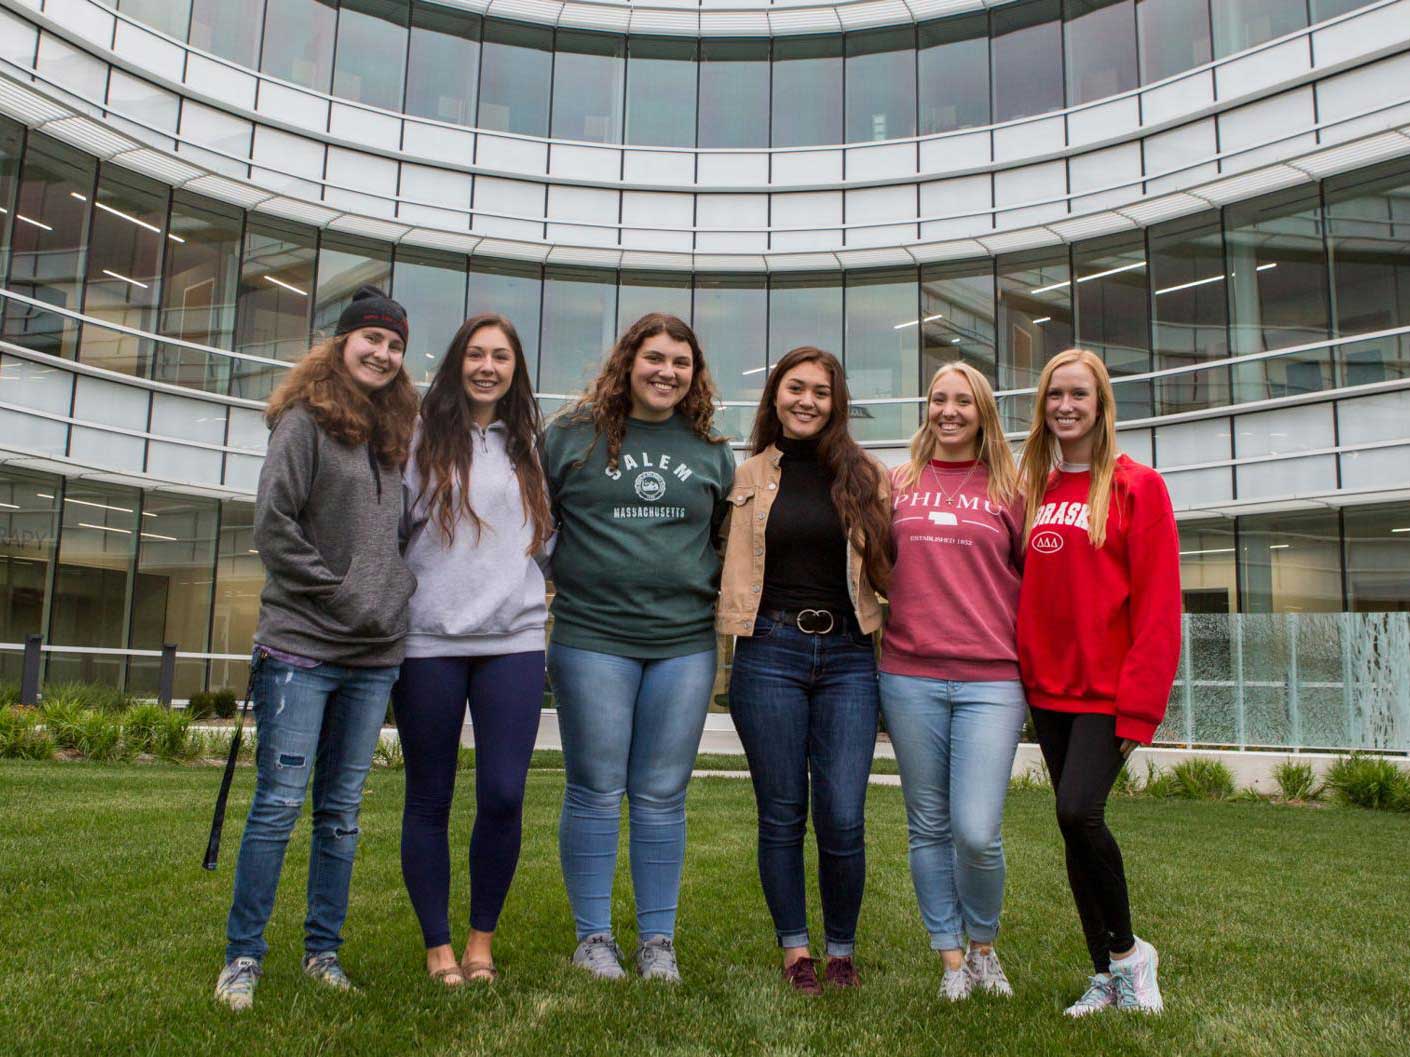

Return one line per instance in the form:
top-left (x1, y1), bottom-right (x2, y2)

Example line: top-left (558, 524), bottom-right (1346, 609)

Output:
top-left (214, 957), bottom-right (261, 1012)
top-left (940, 965), bottom-right (972, 1002)
top-left (1110, 937), bottom-right (1164, 1014)
top-left (1063, 972), bottom-right (1117, 1018)
top-left (965, 944), bottom-right (1013, 997)
top-left (572, 933), bottom-right (627, 981)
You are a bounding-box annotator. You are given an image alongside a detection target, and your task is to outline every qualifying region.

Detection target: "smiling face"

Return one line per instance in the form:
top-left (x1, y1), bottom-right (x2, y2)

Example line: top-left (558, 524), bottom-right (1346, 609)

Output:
top-left (461, 324), bottom-right (515, 420)
top-left (1044, 361), bottom-right (1101, 462)
top-left (341, 327), bottom-right (405, 393)
top-left (927, 370), bottom-right (980, 460)
top-left (774, 359), bottom-right (832, 440)
top-left (628, 334), bottom-right (695, 422)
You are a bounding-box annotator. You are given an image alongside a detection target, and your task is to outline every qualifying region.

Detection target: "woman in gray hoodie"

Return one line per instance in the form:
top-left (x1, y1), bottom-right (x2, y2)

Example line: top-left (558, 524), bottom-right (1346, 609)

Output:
top-left (394, 313), bottom-right (553, 986)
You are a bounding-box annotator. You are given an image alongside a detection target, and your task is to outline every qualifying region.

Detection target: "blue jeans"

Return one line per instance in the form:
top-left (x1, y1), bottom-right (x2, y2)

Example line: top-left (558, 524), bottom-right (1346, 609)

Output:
top-left (728, 616), bottom-right (879, 957)
top-left (878, 673), bottom-right (1027, 951)
top-left (225, 655), bottom-right (398, 963)
top-left (549, 642), bottom-right (716, 941)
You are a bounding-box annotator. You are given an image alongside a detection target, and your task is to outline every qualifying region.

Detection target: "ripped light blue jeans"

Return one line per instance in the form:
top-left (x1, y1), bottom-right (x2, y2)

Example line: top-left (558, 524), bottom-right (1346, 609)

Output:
top-left (225, 654), bottom-right (398, 963)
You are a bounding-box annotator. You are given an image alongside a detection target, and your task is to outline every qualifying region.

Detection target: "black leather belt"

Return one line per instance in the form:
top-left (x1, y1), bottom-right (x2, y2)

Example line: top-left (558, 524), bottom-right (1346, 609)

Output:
top-left (762, 607), bottom-right (850, 635)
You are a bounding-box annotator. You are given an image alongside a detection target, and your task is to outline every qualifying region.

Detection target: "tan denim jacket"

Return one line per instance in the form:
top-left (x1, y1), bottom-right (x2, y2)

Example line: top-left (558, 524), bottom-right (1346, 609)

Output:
top-left (715, 445), bottom-right (887, 637)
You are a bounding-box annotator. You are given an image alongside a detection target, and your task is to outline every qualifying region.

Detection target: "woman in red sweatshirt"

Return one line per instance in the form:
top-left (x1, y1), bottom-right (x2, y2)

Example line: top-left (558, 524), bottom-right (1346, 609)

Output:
top-left (1016, 348), bottom-right (1180, 1018)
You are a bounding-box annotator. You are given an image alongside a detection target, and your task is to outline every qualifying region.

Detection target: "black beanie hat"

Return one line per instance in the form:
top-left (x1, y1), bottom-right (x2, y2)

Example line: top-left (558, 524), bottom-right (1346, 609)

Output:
top-left (335, 285), bottom-right (408, 344)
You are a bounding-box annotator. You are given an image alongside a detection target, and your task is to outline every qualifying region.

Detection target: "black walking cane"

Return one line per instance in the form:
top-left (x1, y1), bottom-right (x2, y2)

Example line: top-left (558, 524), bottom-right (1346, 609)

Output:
top-left (202, 650), bottom-right (265, 871)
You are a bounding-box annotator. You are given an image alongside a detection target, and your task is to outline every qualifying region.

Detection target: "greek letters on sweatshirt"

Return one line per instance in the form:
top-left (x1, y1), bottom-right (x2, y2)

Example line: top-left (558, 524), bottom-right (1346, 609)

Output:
top-left (1016, 454), bottom-right (1181, 744)
top-left (543, 411), bottom-right (736, 659)
top-left (401, 420), bottom-right (549, 658)
top-left (881, 460), bottom-right (1026, 682)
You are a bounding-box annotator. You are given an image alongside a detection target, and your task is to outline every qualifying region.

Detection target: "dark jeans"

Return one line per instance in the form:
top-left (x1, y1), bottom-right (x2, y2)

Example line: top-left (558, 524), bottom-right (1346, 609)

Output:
top-left (392, 652), bottom-right (544, 946)
top-left (728, 615), bottom-right (879, 957)
top-left (1028, 707), bottom-right (1135, 974)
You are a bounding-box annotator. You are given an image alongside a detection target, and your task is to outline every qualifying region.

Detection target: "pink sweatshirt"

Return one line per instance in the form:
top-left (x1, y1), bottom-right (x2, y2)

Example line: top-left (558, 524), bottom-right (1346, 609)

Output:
top-left (881, 460), bottom-right (1026, 682)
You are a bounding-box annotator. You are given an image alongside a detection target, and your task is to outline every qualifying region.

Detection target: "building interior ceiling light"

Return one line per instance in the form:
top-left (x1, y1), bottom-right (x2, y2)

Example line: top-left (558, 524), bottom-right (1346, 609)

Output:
top-left (16, 215), bottom-right (52, 231)
top-left (262, 275), bottom-right (308, 296)
top-left (79, 521), bottom-right (131, 535)
top-left (101, 269), bottom-right (149, 289)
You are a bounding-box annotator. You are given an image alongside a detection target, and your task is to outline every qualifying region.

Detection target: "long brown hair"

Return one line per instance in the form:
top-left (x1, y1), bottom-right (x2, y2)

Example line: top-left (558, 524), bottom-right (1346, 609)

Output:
top-left (265, 332), bottom-right (418, 466)
top-left (750, 346), bottom-right (894, 594)
top-left (1018, 348), bottom-right (1120, 547)
top-left (896, 361), bottom-right (1019, 506)
top-left (564, 312), bottom-right (724, 471)
top-left (413, 314), bottom-right (552, 554)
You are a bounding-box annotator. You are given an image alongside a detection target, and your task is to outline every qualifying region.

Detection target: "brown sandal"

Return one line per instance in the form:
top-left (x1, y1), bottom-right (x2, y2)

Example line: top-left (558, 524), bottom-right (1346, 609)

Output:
top-left (430, 965), bottom-right (466, 987)
top-left (460, 960), bottom-right (499, 984)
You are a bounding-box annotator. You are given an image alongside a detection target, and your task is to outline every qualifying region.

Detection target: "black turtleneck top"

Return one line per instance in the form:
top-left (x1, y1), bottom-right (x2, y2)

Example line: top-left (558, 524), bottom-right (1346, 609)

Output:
top-left (761, 435), bottom-right (852, 614)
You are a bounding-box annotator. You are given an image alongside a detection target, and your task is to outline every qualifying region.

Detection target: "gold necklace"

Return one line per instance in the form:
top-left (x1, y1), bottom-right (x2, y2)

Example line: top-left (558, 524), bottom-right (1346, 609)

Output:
top-left (926, 459), bottom-right (979, 506)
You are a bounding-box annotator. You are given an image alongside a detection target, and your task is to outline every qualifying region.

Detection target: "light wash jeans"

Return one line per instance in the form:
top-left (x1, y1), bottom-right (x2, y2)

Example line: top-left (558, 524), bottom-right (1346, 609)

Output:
top-left (225, 654), bottom-right (398, 963)
top-left (878, 673), bottom-right (1027, 951)
top-left (548, 642), bottom-right (715, 941)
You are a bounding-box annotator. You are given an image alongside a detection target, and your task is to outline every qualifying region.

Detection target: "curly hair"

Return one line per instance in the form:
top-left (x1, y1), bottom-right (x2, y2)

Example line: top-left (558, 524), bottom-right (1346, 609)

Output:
top-left (264, 332), bottom-right (418, 467)
top-left (414, 314), bottom-right (552, 554)
top-left (563, 312), bottom-right (725, 471)
top-left (749, 346), bottom-right (894, 594)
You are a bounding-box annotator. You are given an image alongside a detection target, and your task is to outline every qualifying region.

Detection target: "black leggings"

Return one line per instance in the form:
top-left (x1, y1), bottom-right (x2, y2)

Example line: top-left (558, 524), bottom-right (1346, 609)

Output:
top-left (1029, 708), bottom-right (1135, 974)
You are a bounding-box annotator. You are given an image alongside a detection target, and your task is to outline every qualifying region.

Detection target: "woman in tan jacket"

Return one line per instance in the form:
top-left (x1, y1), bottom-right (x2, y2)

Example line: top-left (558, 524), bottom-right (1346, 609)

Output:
top-left (718, 346), bottom-right (892, 995)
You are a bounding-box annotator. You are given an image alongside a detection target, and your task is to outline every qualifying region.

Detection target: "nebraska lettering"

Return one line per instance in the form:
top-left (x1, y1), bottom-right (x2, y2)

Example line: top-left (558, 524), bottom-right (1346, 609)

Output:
top-left (1033, 500), bottom-right (1090, 530)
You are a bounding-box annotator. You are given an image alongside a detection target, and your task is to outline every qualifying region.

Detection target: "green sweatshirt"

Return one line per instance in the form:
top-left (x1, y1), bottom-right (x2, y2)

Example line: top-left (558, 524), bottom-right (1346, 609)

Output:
top-left (544, 411), bottom-right (736, 658)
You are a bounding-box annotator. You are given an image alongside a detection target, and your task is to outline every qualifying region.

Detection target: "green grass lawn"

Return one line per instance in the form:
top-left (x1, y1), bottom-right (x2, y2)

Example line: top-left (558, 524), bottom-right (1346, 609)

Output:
top-left (0, 761), bottom-right (1406, 1057)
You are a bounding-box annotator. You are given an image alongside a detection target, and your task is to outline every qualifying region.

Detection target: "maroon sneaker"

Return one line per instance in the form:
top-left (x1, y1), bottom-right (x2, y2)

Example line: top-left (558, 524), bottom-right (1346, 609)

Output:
top-left (825, 956), bottom-right (861, 989)
top-left (782, 957), bottom-right (822, 996)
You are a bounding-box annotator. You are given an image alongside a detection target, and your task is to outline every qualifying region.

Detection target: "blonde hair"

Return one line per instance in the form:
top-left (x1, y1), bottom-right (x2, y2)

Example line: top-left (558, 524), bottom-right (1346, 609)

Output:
top-left (896, 361), bottom-right (1017, 506)
top-left (1019, 349), bottom-right (1120, 548)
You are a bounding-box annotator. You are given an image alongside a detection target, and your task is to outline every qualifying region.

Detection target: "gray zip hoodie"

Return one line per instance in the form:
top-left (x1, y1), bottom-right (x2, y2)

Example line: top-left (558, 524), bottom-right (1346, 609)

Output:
top-left (253, 404), bottom-right (416, 667)
top-left (401, 420), bottom-right (549, 658)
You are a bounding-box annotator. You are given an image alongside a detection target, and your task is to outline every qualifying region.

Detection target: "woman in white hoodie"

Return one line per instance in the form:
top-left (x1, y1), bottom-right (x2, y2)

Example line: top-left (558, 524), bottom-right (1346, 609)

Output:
top-left (394, 313), bottom-right (553, 986)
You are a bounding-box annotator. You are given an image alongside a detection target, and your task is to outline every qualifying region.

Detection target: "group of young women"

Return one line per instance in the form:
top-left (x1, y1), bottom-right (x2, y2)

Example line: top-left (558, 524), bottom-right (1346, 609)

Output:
top-left (214, 284), bottom-right (1181, 1020)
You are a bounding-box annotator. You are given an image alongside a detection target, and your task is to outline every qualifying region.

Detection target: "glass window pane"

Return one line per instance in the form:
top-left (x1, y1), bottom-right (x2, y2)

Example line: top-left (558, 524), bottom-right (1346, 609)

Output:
top-left (626, 37), bottom-right (696, 149)
top-left (391, 246), bottom-right (466, 385)
top-left (332, 0), bottom-right (409, 112)
top-left (260, 0), bottom-right (338, 92)
top-left (478, 20), bottom-right (553, 137)
top-left (551, 31), bottom-right (625, 144)
top-left (1311, 0), bottom-right (1372, 18)
top-left (1065, 0), bottom-right (1138, 105)
top-left (313, 232), bottom-right (392, 335)
top-left (1149, 211), bottom-right (1231, 413)
top-left (233, 217), bottom-right (317, 397)
top-left (79, 165), bottom-right (169, 378)
top-left (405, 3), bottom-right (479, 125)
top-left (467, 259), bottom-right (541, 385)
top-left (996, 250), bottom-right (1073, 426)
top-left (699, 39), bottom-right (770, 149)
top-left (618, 271), bottom-right (691, 333)
top-left (1179, 517), bottom-right (1238, 613)
top-left (845, 269), bottom-right (920, 443)
top-left (1136, 0), bottom-right (1212, 83)
top-left (0, 117), bottom-right (26, 287)
top-left (0, 133), bottom-right (95, 362)
top-left (1324, 161), bottom-right (1410, 386)
top-left (1344, 502), bottom-right (1410, 612)
top-left (189, 0), bottom-right (264, 68)
top-left (846, 28), bottom-right (916, 143)
top-left (119, 0), bottom-right (191, 40)
top-left (772, 37), bottom-right (842, 148)
top-left (770, 273), bottom-right (843, 369)
top-left (0, 468), bottom-right (61, 680)
top-left (693, 276), bottom-right (766, 442)
top-left (156, 191), bottom-right (242, 392)
top-left (1210, 0), bottom-right (1306, 58)
top-left (992, 0), bottom-right (1065, 123)
top-left (538, 268), bottom-right (616, 398)
top-left (127, 493), bottom-right (218, 699)
top-left (921, 260), bottom-right (997, 387)
top-left (918, 15), bottom-right (991, 135)
top-left (1239, 510), bottom-right (1341, 613)
top-left (1073, 235), bottom-right (1151, 418)
top-left (1224, 188), bottom-right (1331, 400)
top-left (210, 500), bottom-right (259, 693)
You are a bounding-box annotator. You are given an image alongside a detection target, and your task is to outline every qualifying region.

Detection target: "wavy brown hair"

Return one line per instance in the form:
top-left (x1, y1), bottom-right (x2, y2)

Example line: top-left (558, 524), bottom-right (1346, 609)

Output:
top-left (413, 314), bottom-right (552, 554)
top-left (750, 346), bottom-right (894, 594)
top-left (563, 312), bottom-right (724, 471)
top-left (265, 332), bottom-right (418, 466)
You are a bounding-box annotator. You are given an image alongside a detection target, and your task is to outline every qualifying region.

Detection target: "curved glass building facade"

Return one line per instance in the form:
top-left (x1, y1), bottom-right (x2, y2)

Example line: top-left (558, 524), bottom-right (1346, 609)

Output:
top-left (1, 0), bottom-right (1407, 750)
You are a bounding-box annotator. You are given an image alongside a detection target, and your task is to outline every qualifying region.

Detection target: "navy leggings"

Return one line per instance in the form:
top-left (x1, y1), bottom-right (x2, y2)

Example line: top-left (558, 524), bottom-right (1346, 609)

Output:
top-left (392, 652), bottom-right (544, 946)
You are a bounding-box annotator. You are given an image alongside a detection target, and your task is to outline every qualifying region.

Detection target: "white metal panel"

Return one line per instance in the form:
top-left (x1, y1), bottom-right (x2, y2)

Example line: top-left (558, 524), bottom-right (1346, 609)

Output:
top-left (35, 33), bottom-right (108, 108)
top-left (401, 121), bottom-right (475, 167)
top-left (183, 53), bottom-right (257, 111)
top-left (1068, 141), bottom-right (1141, 213)
top-left (226, 406), bottom-right (269, 455)
top-left (1165, 466), bottom-right (1232, 507)
top-left (0, 357), bottom-right (69, 455)
top-left (0, 76), bottom-right (69, 125)
top-left (697, 12), bottom-right (771, 37)
top-left (696, 193), bottom-right (767, 252)
top-left (772, 149), bottom-right (843, 186)
top-left (994, 114), bottom-right (1064, 163)
top-left (1237, 454), bottom-right (1336, 499)
top-left (324, 146), bottom-right (399, 219)
top-left (1156, 418), bottom-right (1231, 468)
top-left (69, 374), bottom-right (147, 471)
top-left (1143, 118), bottom-right (1219, 195)
top-left (183, 174), bottom-right (269, 207)
top-left (254, 80), bottom-right (329, 134)
top-left (250, 125), bottom-right (324, 198)
top-left (836, 0), bottom-right (911, 30)
top-left (259, 196), bottom-right (340, 226)
top-left (919, 172), bottom-right (992, 240)
top-left (765, 251), bottom-right (841, 272)
top-left (1216, 37), bottom-right (1311, 101)
top-left (1339, 445), bottom-right (1410, 490)
top-left (328, 103), bottom-right (402, 152)
top-left (621, 190), bottom-right (694, 251)
top-left (475, 134), bottom-right (548, 177)
top-left (548, 143), bottom-right (621, 183)
top-left (398, 162), bottom-right (473, 230)
top-left (111, 20), bottom-right (184, 83)
top-left (556, 2), bottom-right (630, 31)
top-left (1235, 403), bottom-right (1335, 458)
top-left (622, 150), bottom-right (696, 186)
top-left (993, 159), bottom-right (1066, 228)
top-left (177, 100), bottom-right (251, 179)
top-left (1337, 390), bottom-right (1410, 445)
top-left (1067, 95), bottom-right (1140, 149)
top-left (627, 11), bottom-right (699, 36)
top-left (1298, 131), bottom-right (1410, 179)
top-left (1312, 0), bottom-right (1410, 67)
top-left (770, 190), bottom-right (841, 252)
top-left (766, 9), bottom-right (843, 35)
top-left (845, 142), bottom-right (916, 183)
top-left (325, 215), bottom-right (408, 241)
top-left (42, 0), bottom-right (114, 48)
top-left (148, 390), bottom-right (225, 486)
top-left (472, 176), bottom-right (546, 241)
top-left (1196, 163), bottom-right (1306, 204)
top-left (919, 129), bottom-right (991, 175)
top-left (1141, 69), bottom-right (1215, 127)
top-left (696, 152), bottom-right (769, 187)
top-left (1117, 427), bottom-right (1153, 466)
top-left (223, 455), bottom-right (261, 492)
top-left (0, 9), bottom-right (38, 68)
top-left (114, 147), bottom-right (201, 184)
top-left (1314, 53), bottom-right (1410, 146)
top-left (844, 184), bottom-right (916, 248)
top-left (1049, 211), bottom-right (1135, 240)
top-left (104, 69), bottom-right (178, 150)
top-left (546, 184), bottom-right (620, 247)
top-left (1217, 88), bottom-right (1316, 173)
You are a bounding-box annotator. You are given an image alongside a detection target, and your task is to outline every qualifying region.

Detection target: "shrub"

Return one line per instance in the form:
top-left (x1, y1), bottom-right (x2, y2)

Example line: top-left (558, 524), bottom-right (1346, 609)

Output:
top-left (1230, 786), bottom-right (1270, 804)
top-left (0, 681), bottom-right (19, 707)
top-left (373, 737), bottom-right (404, 770)
top-left (1110, 762), bottom-right (1144, 798)
top-left (211, 688), bottom-right (239, 719)
top-left (1009, 764), bottom-right (1050, 793)
top-left (1326, 754), bottom-right (1410, 812)
top-left (41, 698), bottom-right (88, 751)
top-left (42, 681), bottom-right (135, 714)
top-left (0, 706), bottom-right (53, 760)
top-left (1140, 760), bottom-right (1178, 799)
top-left (1272, 760), bottom-right (1324, 803)
top-left (124, 704), bottom-right (194, 760)
top-left (74, 710), bottom-right (130, 761)
top-left (187, 690), bottom-right (216, 720)
top-left (1168, 758), bottom-right (1236, 800)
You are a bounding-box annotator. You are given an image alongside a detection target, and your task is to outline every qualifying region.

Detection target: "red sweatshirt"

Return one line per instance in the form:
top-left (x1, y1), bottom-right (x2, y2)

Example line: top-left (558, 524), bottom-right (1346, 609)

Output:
top-left (1017, 454), bottom-right (1181, 744)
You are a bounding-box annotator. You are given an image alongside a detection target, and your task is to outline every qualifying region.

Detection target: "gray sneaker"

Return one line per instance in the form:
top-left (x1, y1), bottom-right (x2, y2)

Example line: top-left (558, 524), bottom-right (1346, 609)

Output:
top-left (940, 965), bottom-right (972, 1002)
top-left (572, 933), bottom-right (627, 981)
top-left (303, 951), bottom-right (357, 992)
top-left (965, 944), bottom-right (1013, 997)
top-left (215, 956), bottom-right (261, 1011)
top-left (635, 935), bottom-right (681, 984)
top-left (1063, 972), bottom-right (1118, 1018)
top-left (1110, 937), bottom-right (1163, 1014)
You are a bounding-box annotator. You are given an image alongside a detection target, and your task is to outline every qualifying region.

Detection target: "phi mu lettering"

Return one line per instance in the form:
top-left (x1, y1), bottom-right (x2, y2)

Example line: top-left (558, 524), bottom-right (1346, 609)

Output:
top-left (604, 451), bottom-right (694, 482)
top-left (1032, 500), bottom-right (1091, 531)
top-left (893, 491), bottom-right (1004, 516)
